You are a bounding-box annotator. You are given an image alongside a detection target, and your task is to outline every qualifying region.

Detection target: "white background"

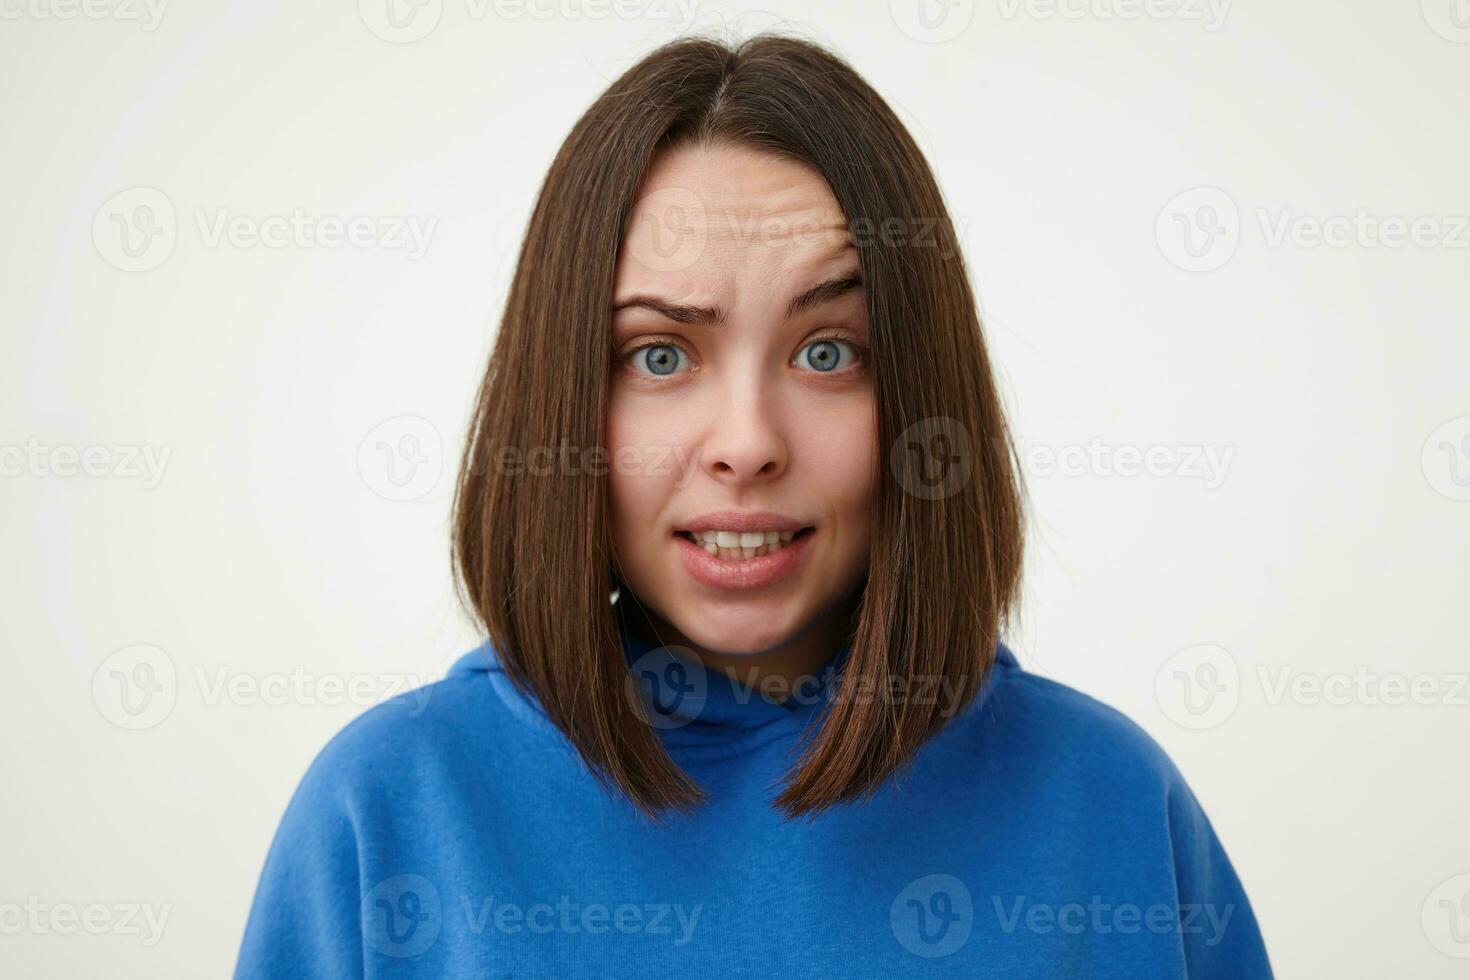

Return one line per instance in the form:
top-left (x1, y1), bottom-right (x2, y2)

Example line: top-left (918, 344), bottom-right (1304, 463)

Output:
top-left (2, 0), bottom-right (1467, 976)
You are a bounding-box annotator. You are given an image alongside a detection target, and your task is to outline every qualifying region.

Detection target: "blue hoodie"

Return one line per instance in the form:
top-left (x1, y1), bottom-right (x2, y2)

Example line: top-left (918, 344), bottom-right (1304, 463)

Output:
top-left (234, 628), bottom-right (1273, 978)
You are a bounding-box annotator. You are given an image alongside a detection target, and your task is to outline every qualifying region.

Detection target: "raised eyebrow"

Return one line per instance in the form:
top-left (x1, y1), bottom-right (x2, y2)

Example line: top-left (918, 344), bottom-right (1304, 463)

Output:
top-left (611, 271), bottom-right (864, 326)
top-left (784, 272), bottom-right (864, 320)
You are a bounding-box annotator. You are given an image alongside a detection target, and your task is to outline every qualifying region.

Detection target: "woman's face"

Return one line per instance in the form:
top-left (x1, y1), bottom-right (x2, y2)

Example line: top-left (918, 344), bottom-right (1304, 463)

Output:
top-left (607, 142), bottom-right (876, 657)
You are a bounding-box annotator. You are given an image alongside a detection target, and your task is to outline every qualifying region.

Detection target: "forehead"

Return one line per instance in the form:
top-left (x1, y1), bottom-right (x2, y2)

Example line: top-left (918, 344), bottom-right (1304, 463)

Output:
top-left (615, 142), bottom-right (855, 297)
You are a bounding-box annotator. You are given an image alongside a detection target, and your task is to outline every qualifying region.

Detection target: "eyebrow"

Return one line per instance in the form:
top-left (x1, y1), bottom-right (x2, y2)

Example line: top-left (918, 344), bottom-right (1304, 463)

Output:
top-left (611, 271), bottom-right (863, 326)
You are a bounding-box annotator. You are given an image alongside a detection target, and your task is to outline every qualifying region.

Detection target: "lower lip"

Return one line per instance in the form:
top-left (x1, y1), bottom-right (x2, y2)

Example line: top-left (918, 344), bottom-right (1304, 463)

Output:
top-left (675, 530), bottom-right (814, 592)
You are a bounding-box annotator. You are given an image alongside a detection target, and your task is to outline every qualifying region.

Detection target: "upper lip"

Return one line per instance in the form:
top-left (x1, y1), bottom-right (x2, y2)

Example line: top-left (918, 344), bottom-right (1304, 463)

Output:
top-left (677, 511), bottom-right (810, 534)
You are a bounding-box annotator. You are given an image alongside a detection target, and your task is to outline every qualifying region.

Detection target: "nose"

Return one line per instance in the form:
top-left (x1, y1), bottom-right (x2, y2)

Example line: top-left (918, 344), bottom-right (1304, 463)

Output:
top-left (700, 379), bottom-right (788, 485)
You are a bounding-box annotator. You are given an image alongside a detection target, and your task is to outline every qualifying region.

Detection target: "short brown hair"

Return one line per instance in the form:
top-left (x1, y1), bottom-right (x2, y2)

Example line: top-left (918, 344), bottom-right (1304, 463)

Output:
top-left (452, 31), bottom-right (1025, 821)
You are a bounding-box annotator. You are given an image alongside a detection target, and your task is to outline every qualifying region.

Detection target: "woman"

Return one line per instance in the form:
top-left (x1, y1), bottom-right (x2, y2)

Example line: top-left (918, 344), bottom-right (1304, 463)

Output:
top-left (235, 32), bottom-right (1273, 978)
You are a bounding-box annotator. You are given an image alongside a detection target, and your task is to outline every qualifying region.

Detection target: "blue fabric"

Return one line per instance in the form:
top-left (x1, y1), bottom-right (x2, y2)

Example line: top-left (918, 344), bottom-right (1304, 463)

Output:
top-left (235, 627), bottom-right (1273, 978)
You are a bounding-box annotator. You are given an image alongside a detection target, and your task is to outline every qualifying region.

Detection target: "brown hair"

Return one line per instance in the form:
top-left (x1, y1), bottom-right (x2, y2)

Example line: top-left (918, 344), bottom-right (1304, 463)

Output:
top-left (452, 31), bottom-right (1025, 821)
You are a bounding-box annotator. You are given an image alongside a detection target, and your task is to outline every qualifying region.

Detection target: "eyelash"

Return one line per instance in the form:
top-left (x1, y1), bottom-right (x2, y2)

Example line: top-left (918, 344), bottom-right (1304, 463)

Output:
top-left (620, 331), bottom-right (869, 378)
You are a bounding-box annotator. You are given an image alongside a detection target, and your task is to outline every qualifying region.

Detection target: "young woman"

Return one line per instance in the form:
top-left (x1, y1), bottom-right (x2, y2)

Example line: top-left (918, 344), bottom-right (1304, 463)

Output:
top-left (235, 33), bottom-right (1273, 978)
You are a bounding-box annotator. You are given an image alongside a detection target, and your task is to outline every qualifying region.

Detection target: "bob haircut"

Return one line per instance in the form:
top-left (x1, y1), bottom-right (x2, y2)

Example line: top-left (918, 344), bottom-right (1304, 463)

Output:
top-left (453, 32), bottom-right (1025, 821)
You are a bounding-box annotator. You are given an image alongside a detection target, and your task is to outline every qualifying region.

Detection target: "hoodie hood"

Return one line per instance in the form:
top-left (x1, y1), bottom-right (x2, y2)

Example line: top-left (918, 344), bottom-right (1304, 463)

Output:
top-left (449, 622), bottom-right (1018, 754)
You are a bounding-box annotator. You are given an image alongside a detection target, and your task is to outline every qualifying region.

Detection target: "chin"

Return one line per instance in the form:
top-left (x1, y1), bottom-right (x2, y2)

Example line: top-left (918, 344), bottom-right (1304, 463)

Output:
top-left (667, 595), bottom-right (812, 657)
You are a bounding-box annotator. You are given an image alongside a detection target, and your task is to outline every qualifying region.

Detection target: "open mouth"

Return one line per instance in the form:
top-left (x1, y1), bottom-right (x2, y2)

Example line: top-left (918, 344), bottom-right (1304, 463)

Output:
top-left (675, 526), bottom-right (815, 562)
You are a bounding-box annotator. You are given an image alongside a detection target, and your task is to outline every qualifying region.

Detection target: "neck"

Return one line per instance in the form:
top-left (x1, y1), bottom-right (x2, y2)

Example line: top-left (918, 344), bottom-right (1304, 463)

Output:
top-left (619, 592), bottom-right (860, 703)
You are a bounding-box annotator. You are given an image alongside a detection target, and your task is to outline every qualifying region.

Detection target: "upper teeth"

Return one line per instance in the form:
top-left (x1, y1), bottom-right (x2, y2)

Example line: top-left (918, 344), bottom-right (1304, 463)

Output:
top-left (689, 529), bottom-right (797, 559)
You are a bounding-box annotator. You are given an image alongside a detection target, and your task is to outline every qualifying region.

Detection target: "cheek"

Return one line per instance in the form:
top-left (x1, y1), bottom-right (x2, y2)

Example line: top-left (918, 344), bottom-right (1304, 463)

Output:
top-left (791, 393), bottom-right (877, 535)
top-left (605, 393), bottom-right (684, 547)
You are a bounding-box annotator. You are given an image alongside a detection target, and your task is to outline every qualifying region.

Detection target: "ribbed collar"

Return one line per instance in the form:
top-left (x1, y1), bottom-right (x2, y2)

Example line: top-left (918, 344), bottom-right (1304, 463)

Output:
top-left (448, 623), bottom-right (1018, 753)
top-left (616, 624), bottom-right (854, 749)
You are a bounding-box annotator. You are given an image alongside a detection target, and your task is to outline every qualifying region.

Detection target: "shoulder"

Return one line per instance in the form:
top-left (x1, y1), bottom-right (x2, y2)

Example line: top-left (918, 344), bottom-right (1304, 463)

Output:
top-left (283, 645), bottom-right (530, 811)
top-left (945, 649), bottom-right (1239, 869)
top-left (965, 649), bottom-right (1190, 802)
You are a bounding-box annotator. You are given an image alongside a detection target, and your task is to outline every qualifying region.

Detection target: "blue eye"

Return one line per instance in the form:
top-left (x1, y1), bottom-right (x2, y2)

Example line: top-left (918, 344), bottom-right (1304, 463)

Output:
top-left (630, 343), bottom-right (687, 376)
top-left (796, 338), bottom-right (859, 373)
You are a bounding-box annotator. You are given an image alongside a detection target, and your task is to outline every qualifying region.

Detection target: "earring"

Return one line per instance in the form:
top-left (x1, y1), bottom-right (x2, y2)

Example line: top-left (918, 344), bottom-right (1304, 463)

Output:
top-left (609, 586), bottom-right (621, 606)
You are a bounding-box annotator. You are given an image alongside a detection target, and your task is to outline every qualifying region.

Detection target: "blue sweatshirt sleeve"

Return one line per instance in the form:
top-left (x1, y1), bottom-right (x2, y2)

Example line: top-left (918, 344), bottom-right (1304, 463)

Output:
top-left (233, 735), bottom-right (366, 978)
top-left (1163, 770), bottom-right (1273, 979)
